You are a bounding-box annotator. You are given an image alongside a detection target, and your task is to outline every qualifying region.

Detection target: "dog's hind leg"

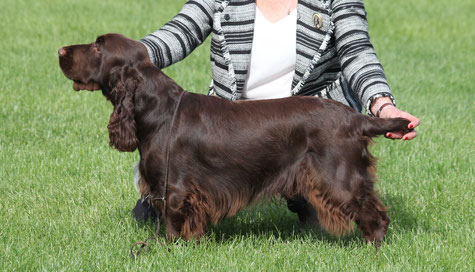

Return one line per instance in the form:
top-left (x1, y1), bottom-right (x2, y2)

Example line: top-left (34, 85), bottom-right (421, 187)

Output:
top-left (352, 185), bottom-right (390, 247)
top-left (299, 159), bottom-right (389, 246)
top-left (296, 155), bottom-right (355, 236)
top-left (344, 146), bottom-right (390, 247)
top-left (303, 189), bottom-right (355, 236)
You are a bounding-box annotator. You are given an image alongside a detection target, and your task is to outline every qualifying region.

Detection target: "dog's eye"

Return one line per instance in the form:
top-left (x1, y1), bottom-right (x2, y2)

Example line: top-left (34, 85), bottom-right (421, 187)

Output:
top-left (92, 43), bottom-right (101, 53)
top-left (96, 36), bottom-right (105, 44)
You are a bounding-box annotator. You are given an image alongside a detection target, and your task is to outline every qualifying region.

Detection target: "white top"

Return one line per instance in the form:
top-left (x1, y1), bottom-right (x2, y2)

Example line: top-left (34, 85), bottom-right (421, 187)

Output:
top-left (242, 7), bottom-right (297, 100)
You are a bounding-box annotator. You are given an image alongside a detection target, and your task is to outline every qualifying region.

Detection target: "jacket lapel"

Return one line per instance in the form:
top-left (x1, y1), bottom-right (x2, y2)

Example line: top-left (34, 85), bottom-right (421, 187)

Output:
top-left (293, 0), bottom-right (332, 90)
top-left (220, 0), bottom-right (256, 96)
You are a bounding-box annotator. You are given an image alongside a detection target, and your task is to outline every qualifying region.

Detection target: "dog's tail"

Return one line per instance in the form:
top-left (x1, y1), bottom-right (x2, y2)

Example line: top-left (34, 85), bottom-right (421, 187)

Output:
top-left (361, 116), bottom-right (413, 138)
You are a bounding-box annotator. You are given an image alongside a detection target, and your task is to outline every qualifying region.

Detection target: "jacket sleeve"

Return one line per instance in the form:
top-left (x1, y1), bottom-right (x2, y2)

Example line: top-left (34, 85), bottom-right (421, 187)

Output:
top-left (140, 0), bottom-right (215, 69)
top-left (331, 0), bottom-right (396, 115)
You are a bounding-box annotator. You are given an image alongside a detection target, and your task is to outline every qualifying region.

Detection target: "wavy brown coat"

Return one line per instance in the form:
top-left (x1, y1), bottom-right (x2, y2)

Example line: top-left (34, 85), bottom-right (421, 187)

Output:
top-left (59, 33), bottom-right (413, 247)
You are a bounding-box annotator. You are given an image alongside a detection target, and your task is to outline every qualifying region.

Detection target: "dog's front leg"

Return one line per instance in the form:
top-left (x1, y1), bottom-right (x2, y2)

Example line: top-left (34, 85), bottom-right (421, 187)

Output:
top-left (165, 192), bottom-right (210, 241)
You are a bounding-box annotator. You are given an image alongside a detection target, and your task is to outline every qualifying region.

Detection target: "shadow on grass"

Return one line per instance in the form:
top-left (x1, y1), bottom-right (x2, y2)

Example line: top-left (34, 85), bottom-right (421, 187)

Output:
top-left (126, 193), bottom-right (423, 248)
top-left (383, 193), bottom-right (428, 233)
top-left (206, 202), bottom-right (364, 247)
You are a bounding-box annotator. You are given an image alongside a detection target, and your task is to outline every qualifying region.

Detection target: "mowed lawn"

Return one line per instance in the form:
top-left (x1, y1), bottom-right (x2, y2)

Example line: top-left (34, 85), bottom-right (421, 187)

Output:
top-left (0, 0), bottom-right (473, 271)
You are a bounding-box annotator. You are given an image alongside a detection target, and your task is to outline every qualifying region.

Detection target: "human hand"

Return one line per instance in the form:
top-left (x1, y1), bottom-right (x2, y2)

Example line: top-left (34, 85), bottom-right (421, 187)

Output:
top-left (371, 97), bottom-right (420, 140)
top-left (73, 82), bottom-right (100, 91)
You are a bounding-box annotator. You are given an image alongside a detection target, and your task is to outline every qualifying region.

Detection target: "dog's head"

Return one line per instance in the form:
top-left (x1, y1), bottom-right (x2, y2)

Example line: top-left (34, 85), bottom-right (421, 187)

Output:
top-left (58, 33), bottom-right (150, 152)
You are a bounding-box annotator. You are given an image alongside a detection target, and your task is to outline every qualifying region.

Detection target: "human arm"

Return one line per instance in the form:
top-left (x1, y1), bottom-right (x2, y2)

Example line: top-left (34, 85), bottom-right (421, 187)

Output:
top-left (332, 0), bottom-right (394, 113)
top-left (140, 0), bottom-right (215, 68)
top-left (332, 0), bottom-right (419, 140)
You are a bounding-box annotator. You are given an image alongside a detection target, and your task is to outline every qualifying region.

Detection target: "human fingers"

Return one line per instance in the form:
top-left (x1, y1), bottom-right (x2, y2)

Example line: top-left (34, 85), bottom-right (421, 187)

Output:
top-left (385, 131), bottom-right (403, 140)
top-left (388, 109), bottom-right (419, 130)
top-left (386, 130), bottom-right (417, 140)
top-left (381, 107), bottom-right (420, 139)
top-left (402, 130), bottom-right (417, 141)
top-left (397, 112), bottom-right (419, 140)
top-left (406, 115), bottom-right (420, 130)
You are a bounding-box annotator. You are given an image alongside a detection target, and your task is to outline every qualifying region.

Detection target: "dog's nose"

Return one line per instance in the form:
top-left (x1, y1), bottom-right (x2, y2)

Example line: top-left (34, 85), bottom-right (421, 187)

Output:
top-left (58, 47), bottom-right (67, 57)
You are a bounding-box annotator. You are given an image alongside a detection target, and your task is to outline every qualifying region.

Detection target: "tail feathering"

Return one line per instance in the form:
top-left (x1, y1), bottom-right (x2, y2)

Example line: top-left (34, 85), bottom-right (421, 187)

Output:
top-left (362, 117), bottom-right (413, 138)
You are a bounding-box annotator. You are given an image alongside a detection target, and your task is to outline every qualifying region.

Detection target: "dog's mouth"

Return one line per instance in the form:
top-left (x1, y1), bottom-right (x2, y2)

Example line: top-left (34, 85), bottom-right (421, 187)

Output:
top-left (58, 48), bottom-right (98, 91)
top-left (72, 80), bottom-right (100, 92)
top-left (72, 79), bottom-right (89, 86)
top-left (73, 80), bottom-right (85, 91)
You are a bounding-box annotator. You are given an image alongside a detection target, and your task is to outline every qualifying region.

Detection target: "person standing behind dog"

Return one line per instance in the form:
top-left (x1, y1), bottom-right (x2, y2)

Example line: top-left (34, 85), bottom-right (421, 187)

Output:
top-left (76, 0), bottom-right (420, 224)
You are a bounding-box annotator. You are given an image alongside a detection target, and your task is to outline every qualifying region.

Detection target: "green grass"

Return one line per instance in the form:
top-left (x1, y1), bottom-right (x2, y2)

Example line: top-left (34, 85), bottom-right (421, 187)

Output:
top-left (0, 0), bottom-right (473, 270)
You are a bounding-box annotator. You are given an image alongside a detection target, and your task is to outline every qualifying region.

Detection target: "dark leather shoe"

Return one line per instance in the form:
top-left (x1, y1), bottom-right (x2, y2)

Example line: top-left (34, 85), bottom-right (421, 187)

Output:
top-left (286, 196), bottom-right (322, 229)
top-left (132, 198), bottom-right (158, 221)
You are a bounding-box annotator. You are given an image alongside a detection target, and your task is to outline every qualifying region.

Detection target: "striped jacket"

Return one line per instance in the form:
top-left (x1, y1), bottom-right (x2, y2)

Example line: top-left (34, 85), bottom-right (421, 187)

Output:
top-left (140, 0), bottom-right (396, 114)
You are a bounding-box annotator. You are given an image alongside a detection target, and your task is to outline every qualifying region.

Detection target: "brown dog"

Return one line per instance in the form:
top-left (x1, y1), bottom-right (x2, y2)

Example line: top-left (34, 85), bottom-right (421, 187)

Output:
top-left (59, 33), bottom-right (412, 246)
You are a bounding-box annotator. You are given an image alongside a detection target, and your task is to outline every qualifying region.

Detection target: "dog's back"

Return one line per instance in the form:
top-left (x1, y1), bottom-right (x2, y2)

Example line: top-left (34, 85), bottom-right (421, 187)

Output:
top-left (163, 93), bottom-right (409, 244)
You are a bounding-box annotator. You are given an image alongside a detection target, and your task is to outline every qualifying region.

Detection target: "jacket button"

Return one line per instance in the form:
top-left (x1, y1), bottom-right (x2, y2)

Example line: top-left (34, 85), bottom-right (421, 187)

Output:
top-left (224, 14), bottom-right (230, 20)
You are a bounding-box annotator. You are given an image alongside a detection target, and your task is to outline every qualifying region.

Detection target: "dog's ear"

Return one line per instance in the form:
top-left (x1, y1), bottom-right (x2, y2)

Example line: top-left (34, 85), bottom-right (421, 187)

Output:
top-left (107, 66), bottom-right (141, 152)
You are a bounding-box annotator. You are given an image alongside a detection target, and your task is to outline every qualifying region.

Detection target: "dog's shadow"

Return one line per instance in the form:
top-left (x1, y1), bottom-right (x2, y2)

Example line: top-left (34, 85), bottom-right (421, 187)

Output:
top-left (206, 200), bottom-right (350, 245)
top-left (130, 193), bottom-right (420, 247)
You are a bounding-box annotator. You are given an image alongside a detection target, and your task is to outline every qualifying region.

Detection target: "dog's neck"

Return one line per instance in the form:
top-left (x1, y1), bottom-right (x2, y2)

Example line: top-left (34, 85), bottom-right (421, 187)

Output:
top-left (132, 65), bottom-right (185, 147)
